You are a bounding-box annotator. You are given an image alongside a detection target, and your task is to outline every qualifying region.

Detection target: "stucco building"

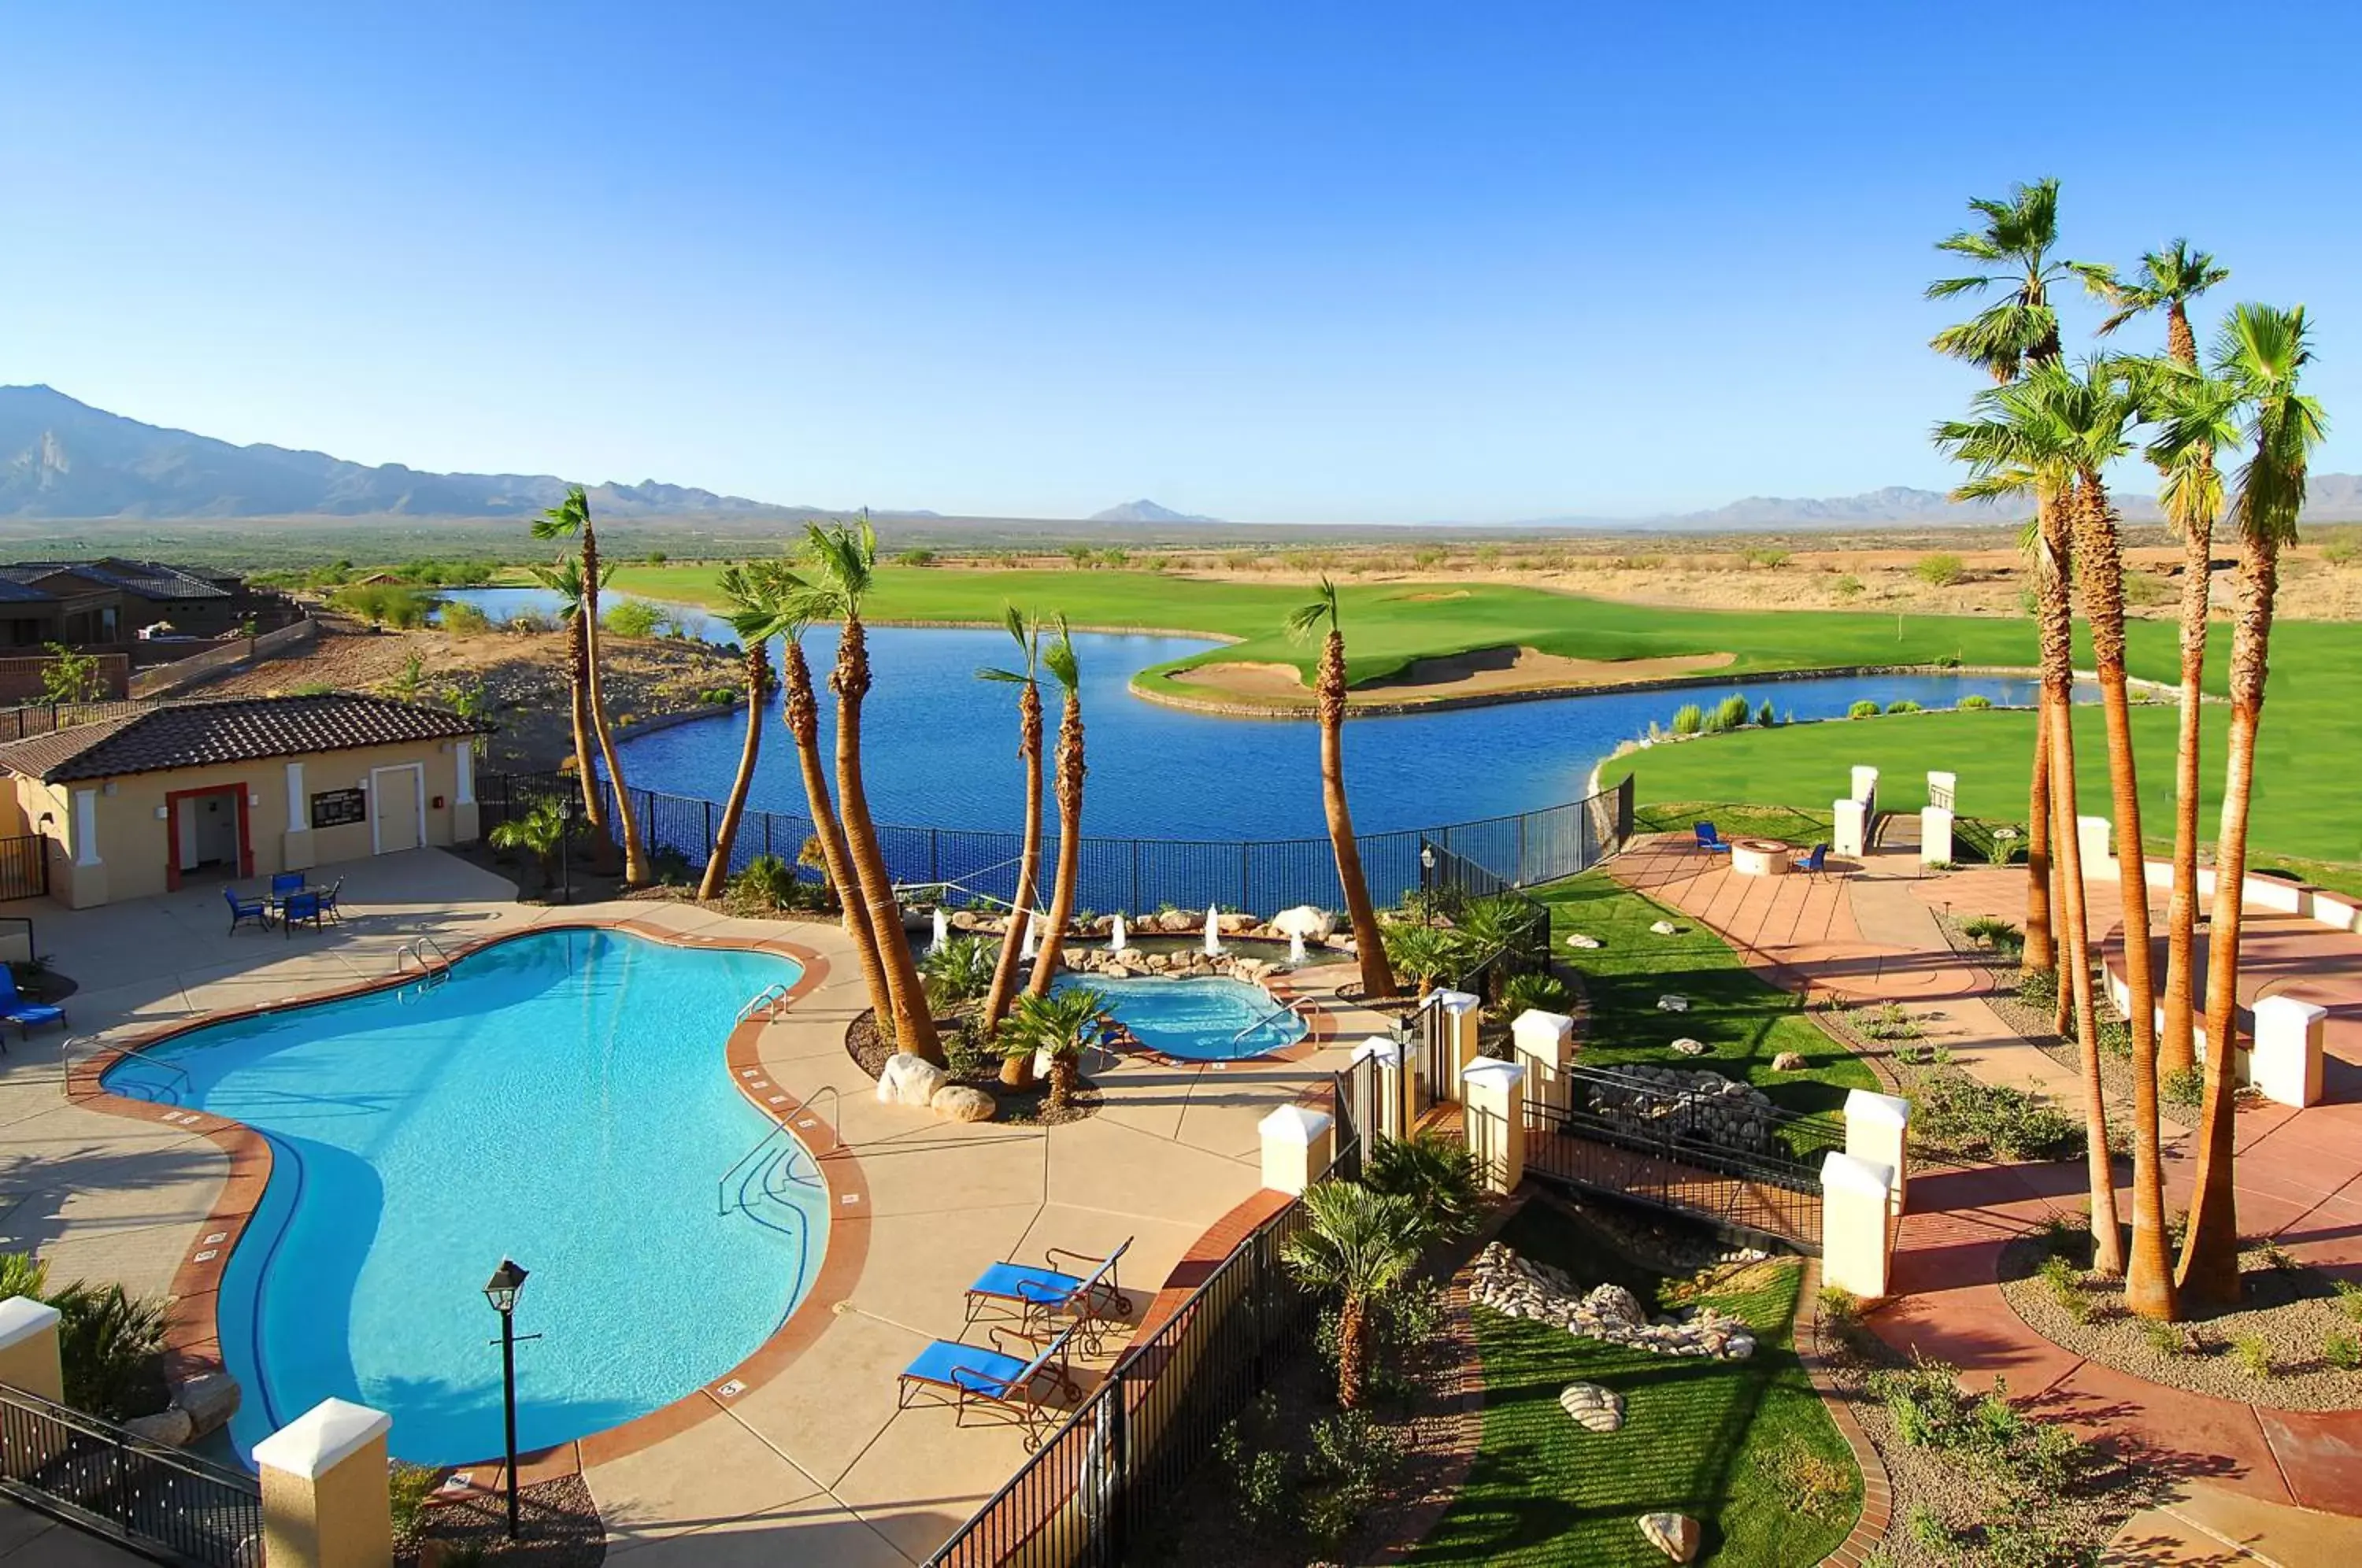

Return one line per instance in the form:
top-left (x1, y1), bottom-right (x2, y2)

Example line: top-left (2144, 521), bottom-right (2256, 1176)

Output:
top-left (0, 693), bottom-right (490, 908)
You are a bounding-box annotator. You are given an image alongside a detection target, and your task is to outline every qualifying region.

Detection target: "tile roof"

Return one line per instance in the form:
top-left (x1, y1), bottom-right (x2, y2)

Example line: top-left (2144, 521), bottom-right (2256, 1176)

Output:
top-left (0, 579), bottom-right (55, 605)
top-left (0, 693), bottom-right (490, 783)
top-left (0, 559), bottom-right (230, 600)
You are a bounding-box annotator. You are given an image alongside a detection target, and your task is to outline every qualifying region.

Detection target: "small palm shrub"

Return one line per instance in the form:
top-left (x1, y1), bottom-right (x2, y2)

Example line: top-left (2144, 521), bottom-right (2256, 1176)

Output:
top-left (2231, 1333), bottom-right (2274, 1380)
top-left (1363, 1132), bottom-right (1484, 1239)
top-left (1500, 970), bottom-right (1568, 1015)
top-left (1380, 923), bottom-right (1467, 994)
top-left (1004, 986), bottom-right (1112, 1109)
top-left (487, 798), bottom-right (569, 884)
top-left (51, 1281), bottom-right (172, 1419)
top-left (921, 935), bottom-right (998, 1008)
top-left (1454, 894), bottom-right (1538, 959)
top-left (1282, 1182), bottom-right (1430, 1409)
top-left (729, 852), bottom-right (802, 911)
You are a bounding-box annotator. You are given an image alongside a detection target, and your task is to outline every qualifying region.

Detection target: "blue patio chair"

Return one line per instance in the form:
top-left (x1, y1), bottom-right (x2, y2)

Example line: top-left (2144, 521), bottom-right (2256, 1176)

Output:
top-left (896, 1322), bottom-right (1081, 1451)
top-left (224, 886), bottom-right (272, 934)
top-left (1694, 821), bottom-right (1731, 854)
top-left (964, 1237), bottom-right (1134, 1352)
top-left (1801, 842), bottom-right (1831, 878)
top-left (269, 871), bottom-right (305, 905)
top-left (281, 890), bottom-right (324, 937)
top-left (0, 967), bottom-right (65, 1041)
top-left (316, 878), bottom-right (346, 923)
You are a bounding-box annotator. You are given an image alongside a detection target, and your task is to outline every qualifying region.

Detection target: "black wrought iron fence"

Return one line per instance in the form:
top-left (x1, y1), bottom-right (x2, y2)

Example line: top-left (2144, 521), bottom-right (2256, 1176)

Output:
top-left (1418, 840), bottom-right (1553, 1003)
top-left (0, 1383), bottom-right (262, 1566)
top-left (479, 771), bottom-right (1636, 920)
top-left (926, 1062), bottom-right (1371, 1568)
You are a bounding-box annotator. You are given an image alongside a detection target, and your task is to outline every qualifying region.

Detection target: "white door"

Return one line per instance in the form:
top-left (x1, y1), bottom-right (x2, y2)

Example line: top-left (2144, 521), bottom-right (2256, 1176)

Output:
top-left (371, 765), bottom-right (424, 854)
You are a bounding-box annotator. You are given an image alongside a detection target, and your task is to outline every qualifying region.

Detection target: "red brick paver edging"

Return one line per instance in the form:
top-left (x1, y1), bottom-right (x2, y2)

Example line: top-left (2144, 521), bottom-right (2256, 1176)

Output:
top-left (67, 915), bottom-right (857, 1476)
top-left (1794, 1259), bottom-right (1893, 1568)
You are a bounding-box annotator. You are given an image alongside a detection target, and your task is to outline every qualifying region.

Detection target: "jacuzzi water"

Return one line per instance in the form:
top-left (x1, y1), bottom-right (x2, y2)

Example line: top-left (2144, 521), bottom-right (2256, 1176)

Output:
top-left (1062, 973), bottom-right (1310, 1063)
top-left (100, 929), bottom-right (824, 1466)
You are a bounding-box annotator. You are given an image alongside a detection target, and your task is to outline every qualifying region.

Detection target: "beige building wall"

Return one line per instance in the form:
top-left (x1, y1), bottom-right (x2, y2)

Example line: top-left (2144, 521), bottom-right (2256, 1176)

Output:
top-left (12, 740), bottom-right (474, 908)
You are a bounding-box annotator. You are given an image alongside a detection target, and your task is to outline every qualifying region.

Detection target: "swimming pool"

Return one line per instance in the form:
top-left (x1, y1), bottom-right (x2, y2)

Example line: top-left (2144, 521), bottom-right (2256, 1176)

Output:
top-left (1064, 974), bottom-right (1309, 1062)
top-left (100, 929), bottom-right (826, 1466)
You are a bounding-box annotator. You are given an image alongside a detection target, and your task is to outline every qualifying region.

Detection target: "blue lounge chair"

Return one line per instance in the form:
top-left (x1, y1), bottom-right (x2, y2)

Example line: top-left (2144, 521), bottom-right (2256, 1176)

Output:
top-left (224, 886), bottom-right (272, 934)
top-left (1694, 822), bottom-right (1731, 854)
top-left (896, 1322), bottom-right (1081, 1451)
top-left (1800, 842), bottom-right (1831, 878)
top-left (964, 1238), bottom-right (1134, 1352)
top-left (0, 967), bottom-right (64, 1041)
top-left (281, 890), bottom-right (324, 937)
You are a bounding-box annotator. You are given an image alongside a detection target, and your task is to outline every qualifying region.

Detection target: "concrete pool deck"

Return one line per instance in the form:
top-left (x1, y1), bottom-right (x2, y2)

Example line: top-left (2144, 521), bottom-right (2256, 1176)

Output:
top-left (0, 848), bottom-right (1382, 1564)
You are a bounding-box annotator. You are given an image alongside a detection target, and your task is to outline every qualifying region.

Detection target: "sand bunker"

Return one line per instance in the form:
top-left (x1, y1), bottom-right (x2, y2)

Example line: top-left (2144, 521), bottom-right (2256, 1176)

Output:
top-left (1168, 645), bottom-right (1736, 705)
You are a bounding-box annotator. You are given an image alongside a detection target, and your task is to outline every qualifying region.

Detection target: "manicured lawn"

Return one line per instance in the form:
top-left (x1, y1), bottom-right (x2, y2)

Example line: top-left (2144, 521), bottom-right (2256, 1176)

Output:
top-left (1406, 1205), bottom-right (1857, 1567)
top-left (1530, 871), bottom-right (1879, 1120)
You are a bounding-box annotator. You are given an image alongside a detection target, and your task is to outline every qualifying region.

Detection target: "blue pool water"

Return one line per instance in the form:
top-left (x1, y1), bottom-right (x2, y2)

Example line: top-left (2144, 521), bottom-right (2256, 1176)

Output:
top-left (101, 930), bottom-right (823, 1466)
top-left (1061, 974), bottom-right (1309, 1062)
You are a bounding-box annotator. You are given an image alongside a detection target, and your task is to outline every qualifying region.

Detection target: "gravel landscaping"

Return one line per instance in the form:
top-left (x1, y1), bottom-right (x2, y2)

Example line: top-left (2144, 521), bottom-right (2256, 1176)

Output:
top-left (1997, 1232), bottom-right (2362, 1411)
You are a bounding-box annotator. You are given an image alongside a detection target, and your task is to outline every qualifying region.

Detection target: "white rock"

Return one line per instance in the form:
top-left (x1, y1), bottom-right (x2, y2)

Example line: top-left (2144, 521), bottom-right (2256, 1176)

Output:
top-left (1649, 919), bottom-right (1679, 936)
top-left (1672, 1037), bottom-right (1708, 1056)
top-left (1771, 1051), bottom-right (1808, 1071)
top-left (1567, 933), bottom-right (1601, 949)
top-left (1639, 1512), bottom-right (1701, 1563)
top-left (1657, 995), bottom-right (1690, 1012)
top-left (1271, 904), bottom-right (1338, 941)
top-left (1558, 1382), bottom-right (1625, 1433)
top-left (930, 1084), bottom-right (998, 1122)
top-left (876, 1052), bottom-right (947, 1108)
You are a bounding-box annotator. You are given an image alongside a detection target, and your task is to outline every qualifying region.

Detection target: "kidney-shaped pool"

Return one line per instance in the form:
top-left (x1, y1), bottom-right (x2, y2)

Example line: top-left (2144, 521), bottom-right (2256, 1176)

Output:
top-left (102, 928), bottom-right (825, 1466)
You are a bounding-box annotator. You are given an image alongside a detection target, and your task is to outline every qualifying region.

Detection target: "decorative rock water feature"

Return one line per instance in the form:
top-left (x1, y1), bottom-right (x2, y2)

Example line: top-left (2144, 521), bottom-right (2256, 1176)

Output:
top-left (1579, 1067), bottom-right (1778, 1156)
top-left (1468, 1244), bottom-right (1755, 1359)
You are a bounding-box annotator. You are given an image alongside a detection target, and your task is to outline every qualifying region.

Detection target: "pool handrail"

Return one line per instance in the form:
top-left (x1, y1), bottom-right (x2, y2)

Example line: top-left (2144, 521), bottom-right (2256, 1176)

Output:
top-left (735, 982), bottom-right (793, 1023)
top-left (393, 935), bottom-right (454, 979)
top-left (1227, 991), bottom-right (1313, 1050)
top-left (716, 1085), bottom-right (840, 1217)
top-left (82, 1035), bottom-right (194, 1106)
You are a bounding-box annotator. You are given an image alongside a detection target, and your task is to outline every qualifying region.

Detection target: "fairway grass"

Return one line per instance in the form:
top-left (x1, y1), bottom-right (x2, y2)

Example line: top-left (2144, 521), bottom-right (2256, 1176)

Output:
top-left (1407, 1206), bottom-right (1856, 1567)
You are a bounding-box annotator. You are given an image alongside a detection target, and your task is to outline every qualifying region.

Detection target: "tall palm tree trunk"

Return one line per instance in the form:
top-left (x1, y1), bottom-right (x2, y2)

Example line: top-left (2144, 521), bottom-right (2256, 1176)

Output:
top-left (2038, 493), bottom-right (2125, 1275)
top-left (2179, 545), bottom-right (2278, 1304)
top-left (832, 619), bottom-right (942, 1063)
top-left (2077, 476), bottom-right (2176, 1318)
top-left (1027, 693), bottom-right (1086, 997)
top-left (697, 642), bottom-right (771, 901)
top-left (2160, 501), bottom-right (2212, 1079)
top-left (987, 682), bottom-right (1045, 1050)
top-left (579, 523), bottom-right (650, 886)
top-left (2023, 701), bottom-right (2056, 974)
top-left (566, 612), bottom-right (609, 846)
top-left (782, 639), bottom-right (893, 1031)
top-left (1320, 631), bottom-right (1395, 998)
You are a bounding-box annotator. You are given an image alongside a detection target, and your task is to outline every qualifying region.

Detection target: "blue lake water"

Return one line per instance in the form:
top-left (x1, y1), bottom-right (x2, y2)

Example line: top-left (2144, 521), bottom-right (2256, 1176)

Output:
top-left (101, 929), bottom-right (822, 1466)
top-left (442, 586), bottom-right (2049, 841)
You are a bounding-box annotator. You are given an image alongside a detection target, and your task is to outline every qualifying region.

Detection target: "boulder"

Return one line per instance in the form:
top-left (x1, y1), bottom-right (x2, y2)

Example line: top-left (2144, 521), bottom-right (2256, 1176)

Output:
top-left (1638, 1512), bottom-right (1701, 1563)
top-left (125, 1407), bottom-right (194, 1448)
top-left (877, 1052), bottom-right (947, 1108)
top-left (931, 1084), bottom-right (998, 1122)
top-left (1771, 1051), bottom-right (1809, 1072)
top-left (1672, 1038), bottom-right (1708, 1056)
top-left (1656, 995), bottom-right (1689, 1012)
top-left (1216, 912), bottom-right (1253, 934)
top-left (1649, 919), bottom-right (1679, 935)
top-left (1271, 904), bottom-right (1338, 941)
top-left (172, 1371), bottom-right (241, 1437)
top-left (1566, 933), bottom-right (1601, 949)
top-left (1158, 910), bottom-right (1197, 934)
top-left (1557, 1381), bottom-right (1625, 1433)
top-left (1582, 1283), bottom-right (1646, 1327)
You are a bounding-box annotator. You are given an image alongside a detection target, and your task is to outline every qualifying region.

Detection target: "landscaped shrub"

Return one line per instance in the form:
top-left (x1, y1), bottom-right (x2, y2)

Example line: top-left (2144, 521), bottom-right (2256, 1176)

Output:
top-left (390, 1461), bottom-right (439, 1537)
top-left (2335, 1278), bottom-right (2362, 1323)
top-left (729, 852), bottom-right (803, 911)
top-left (2017, 967), bottom-right (2058, 1009)
top-left (1381, 923), bottom-right (1471, 993)
top-left (1500, 970), bottom-right (1569, 1015)
top-left (1394, 883), bottom-right (1466, 926)
top-left (920, 934), bottom-right (998, 1007)
top-left (1364, 1133), bottom-right (1484, 1239)
top-left (603, 600), bottom-right (662, 638)
top-left (1753, 698), bottom-right (1778, 727)
top-left (1847, 699), bottom-right (1880, 719)
top-left (1710, 693), bottom-right (1753, 732)
top-left (1914, 553), bottom-right (1966, 587)
top-left (2161, 1065), bottom-right (2205, 1109)
top-left (1909, 1074), bottom-right (2082, 1163)
top-left (1834, 573), bottom-right (1864, 598)
top-left (1959, 693), bottom-right (1994, 709)
top-left (2037, 1254), bottom-right (2093, 1323)
top-left (1301, 1409), bottom-right (1404, 1545)
top-left (1850, 1001), bottom-right (1923, 1041)
top-left (51, 1281), bottom-right (171, 1420)
top-left (1884, 699), bottom-right (1923, 714)
top-left (1961, 915), bottom-right (2024, 952)
top-left (2231, 1333), bottom-right (2275, 1380)
top-left (1671, 702), bottom-right (1705, 736)
top-left (2328, 1332), bottom-right (2362, 1371)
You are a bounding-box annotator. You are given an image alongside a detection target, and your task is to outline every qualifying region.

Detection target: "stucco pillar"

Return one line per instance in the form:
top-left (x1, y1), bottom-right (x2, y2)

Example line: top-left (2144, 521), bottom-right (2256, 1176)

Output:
top-left (0, 1300), bottom-right (65, 1476)
top-left (1433, 989), bottom-right (1481, 1100)
top-left (66, 787), bottom-right (106, 908)
top-left (254, 1398), bottom-right (394, 1568)
top-left (283, 760), bottom-right (316, 873)
top-left (1844, 1087), bottom-right (1912, 1219)
top-left (1258, 1104), bottom-right (1335, 1196)
top-left (1919, 808), bottom-right (1953, 867)
top-left (2077, 815), bottom-right (2115, 881)
top-left (454, 744), bottom-right (480, 844)
top-left (2252, 996), bottom-right (2327, 1109)
top-left (1849, 764), bottom-right (1879, 809)
top-left (1509, 1008), bottom-right (1576, 1120)
top-left (1832, 798), bottom-right (1869, 859)
top-left (1459, 1056), bottom-right (1526, 1194)
top-left (1820, 1152), bottom-right (1896, 1300)
top-left (1350, 1037), bottom-right (1407, 1145)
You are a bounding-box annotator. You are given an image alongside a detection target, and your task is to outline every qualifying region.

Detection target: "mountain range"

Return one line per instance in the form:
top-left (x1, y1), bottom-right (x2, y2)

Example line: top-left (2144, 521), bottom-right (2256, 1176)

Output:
top-left (7, 384), bottom-right (2360, 528)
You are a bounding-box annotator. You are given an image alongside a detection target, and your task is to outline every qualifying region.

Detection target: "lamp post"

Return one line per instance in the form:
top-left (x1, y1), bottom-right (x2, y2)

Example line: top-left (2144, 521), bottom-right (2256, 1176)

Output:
top-left (1418, 844), bottom-right (1437, 926)
top-left (483, 1259), bottom-right (530, 1540)
top-left (558, 796), bottom-right (578, 906)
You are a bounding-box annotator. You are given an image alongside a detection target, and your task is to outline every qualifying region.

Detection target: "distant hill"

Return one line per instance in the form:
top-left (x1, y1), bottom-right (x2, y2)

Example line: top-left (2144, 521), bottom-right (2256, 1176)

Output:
top-left (1089, 498), bottom-right (1221, 524)
top-left (0, 385), bottom-right (802, 519)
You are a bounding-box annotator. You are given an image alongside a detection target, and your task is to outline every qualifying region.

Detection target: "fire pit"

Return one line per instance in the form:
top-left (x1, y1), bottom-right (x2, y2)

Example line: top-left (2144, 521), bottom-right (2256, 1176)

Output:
top-left (1729, 838), bottom-right (1794, 878)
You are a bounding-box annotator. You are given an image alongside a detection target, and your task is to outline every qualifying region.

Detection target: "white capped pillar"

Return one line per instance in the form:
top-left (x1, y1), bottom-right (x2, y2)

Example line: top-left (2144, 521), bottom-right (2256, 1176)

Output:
top-left (1850, 765), bottom-right (1880, 805)
top-left (1832, 798), bottom-right (1869, 859)
top-left (253, 1397), bottom-right (394, 1568)
top-left (1432, 989), bottom-right (1481, 1099)
top-left (1509, 1008), bottom-right (1577, 1119)
top-left (2077, 815), bottom-right (2116, 881)
top-left (1820, 1152), bottom-right (1897, 1300)
top-left (1460, 1056), bottom-right (1527, 1193)
top-left (2251, 996), bottom-right (2327, 1109)
top-left (1351, 1037), bottom-right (1408, 1145)
top-left (1258, 1104), bottom-right (1335, 1196)
top-left (283, 760), bottom-right (317, 873)
top-left (1844, 1087), bottom-right (1912, 1218)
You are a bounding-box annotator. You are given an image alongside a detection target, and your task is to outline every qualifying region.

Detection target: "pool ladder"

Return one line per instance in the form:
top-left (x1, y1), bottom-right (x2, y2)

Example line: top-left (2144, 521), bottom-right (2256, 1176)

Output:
top-left (735, 983), bottom-right (794, 1023)
top-left (717, 1085), bottom-right (841, 1216)
top-left (1227, 992), bottom-right (1313, 1049)
top-left (393, 936), bottom-right (454, 982)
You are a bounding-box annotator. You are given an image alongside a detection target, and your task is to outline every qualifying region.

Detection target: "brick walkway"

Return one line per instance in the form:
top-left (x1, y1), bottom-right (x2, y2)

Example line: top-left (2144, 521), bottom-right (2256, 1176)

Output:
top-left (1606, 834), bottom-right (2362, 1558)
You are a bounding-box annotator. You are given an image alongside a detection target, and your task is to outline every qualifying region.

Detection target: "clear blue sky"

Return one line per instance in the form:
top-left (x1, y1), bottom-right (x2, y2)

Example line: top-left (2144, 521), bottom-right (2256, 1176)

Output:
top-left (5, 2), bottom-right (2355, 524)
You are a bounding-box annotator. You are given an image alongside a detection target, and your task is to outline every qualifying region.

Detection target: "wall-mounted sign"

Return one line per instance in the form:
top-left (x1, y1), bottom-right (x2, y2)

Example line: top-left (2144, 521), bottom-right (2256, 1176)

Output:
top-left (309, 788), bottom-right (367, 830)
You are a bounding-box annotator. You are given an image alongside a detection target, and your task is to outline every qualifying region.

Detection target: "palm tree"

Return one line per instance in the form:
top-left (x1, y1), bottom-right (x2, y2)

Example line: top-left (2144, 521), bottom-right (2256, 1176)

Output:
top-left (1004, 985), bottom-right (1110, 1111)
top-left (532, 486), bottom-right (650, 886)
top-left (1024, 622), bottom-right (1087, 999)
top-left (976, 608), bottom-right (1046, 1060)
top-left (1927, 178), bottom-right (2074, 383)
top-left (1285, 579), bottom-right (1397, 999)
top-left (2175, 304), bottom-right (2328, 1305)
top-left (488, 797), bottom-right (570, 889)
top-left (1281, 1181), bottom-right (1429, 1409)
top-left (787, 517), bottom-right (943, 1063)
top-left (775, 610), bottom-right (895, 1037)
top-left (528, 553), bottom-right (613, 846)
top-left (1936, 386), bottom-right (2125, 1276)
top-left (2080, 243), bottom-right (2231, 1081)
top-left (695, 564), bottom-right (789, 901)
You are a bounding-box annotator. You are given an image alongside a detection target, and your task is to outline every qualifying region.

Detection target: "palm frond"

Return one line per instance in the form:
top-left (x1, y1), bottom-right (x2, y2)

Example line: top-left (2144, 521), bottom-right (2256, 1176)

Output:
top-left (1042, 616), bottom-right (1079, 692)
top-left (1283, 575), bottom-right (1340, 642)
